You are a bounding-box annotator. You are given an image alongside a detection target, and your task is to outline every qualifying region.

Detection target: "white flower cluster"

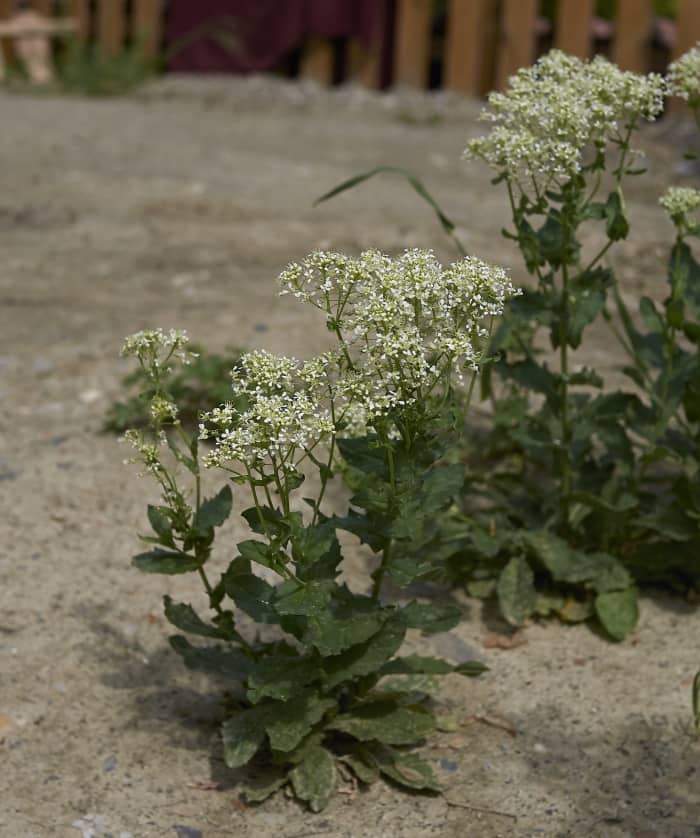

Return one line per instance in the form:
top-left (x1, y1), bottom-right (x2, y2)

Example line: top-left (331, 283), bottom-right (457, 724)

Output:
top-left (465, 50), bottom-right (666, 184)
top-left (659, 186), bottom-right (700, 223)
top-left (668, 44), bottom-right (700, 104)
top-left (280, 249), bottom-right (518, 431)
top-left (120, 328), bottom-right (193, 375)
top-left (200, 350), bottom-right (335, 471)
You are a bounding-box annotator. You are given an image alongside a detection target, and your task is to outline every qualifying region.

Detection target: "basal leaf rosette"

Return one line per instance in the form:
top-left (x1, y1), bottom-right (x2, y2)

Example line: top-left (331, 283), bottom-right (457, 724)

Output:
top-left (465, 49), bottom-right (665, 188)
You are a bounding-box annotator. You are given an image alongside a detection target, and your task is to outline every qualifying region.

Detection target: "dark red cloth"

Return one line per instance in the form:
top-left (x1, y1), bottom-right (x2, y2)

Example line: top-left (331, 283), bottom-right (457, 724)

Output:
top-left (166, 0), bottom-right (387, 74)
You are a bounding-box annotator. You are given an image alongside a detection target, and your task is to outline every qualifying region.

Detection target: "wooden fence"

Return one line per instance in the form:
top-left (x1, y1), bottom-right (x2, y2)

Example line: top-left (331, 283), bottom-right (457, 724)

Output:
top-left (299, 0), bottom-right (700, 93)
top-left (2, 0), bottom-right (700, 94)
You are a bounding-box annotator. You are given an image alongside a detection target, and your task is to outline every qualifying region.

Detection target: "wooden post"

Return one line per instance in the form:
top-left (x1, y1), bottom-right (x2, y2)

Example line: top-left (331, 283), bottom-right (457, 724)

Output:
top-left (613, 0), bottom-right (653, 72)
top-left (674, 0), bottom-right (700, 60)
top-left (0, 0), bottom-right (15, 65)
top-left (495, 0), bottom-right (537, 90)
top-left (444, 0), bottom-right (490, 96)
top-left (300, 37), bottom-right (334, 85)
top-left (32, 1), bottom-right (53, 14)
top-left (67, 0), bottom-right (89, 43)
top-left (97, 0), bottom-right (125, 56)
top-left (347, 38), bottom-right (380, 88)
top-left (393, 0), bottom-right (432, 88)
top-left (555, 0), bottom-right (594, 58)
top-left (133, 0), bottom-right (162, 60)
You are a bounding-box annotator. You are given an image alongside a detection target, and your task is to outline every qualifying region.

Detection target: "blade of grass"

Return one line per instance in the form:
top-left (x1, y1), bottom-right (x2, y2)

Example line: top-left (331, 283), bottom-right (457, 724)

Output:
top-left (314, 166), bottom-right (467, 257)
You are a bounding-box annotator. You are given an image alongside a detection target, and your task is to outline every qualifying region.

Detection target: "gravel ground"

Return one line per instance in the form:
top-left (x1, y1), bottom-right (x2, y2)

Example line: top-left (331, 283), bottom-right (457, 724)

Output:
top-left (1, 75), bottom-right (699, 838)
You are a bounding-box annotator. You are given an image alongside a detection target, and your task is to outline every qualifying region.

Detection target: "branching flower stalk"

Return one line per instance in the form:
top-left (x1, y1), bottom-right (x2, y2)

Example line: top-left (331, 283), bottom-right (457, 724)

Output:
top-left (121, 249), bottom-right (516, 810)
top-left (465, 50), bottom-right (666, 532)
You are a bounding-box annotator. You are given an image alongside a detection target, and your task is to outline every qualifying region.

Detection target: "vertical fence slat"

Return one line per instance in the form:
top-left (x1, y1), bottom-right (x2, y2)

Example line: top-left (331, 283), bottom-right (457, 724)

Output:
top-left (67, 0), bottom-right (89, 42)
top-left (496, 0), bottom-right (537, 90)
top-left (613, 0), bottom-right (653, 72)
top-left (32, 1), bottom-right (53, 15)
top-left (555, 0), bottom-right (594, 58)
top-left (300, 38), bottom-right (334, 84)
top-left (444, 0), bottom-right (490, 96)
top-left (98, 0), bottom-right (125, 56)
top-left (674, 0), bottom-right (700, 59)
top-left (133, 0), bottom-right (162, 59)
top-left (347, 39), bottom-right (380, 88)
top-left (0, 0), bottom-right (15, 67)
top-left (393, 0), bottom-right (432, 88)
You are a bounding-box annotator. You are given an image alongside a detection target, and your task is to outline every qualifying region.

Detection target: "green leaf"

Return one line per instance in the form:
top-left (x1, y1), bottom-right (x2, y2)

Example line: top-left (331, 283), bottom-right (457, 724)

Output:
top-left (329, 701), bottom-right (436, 746)
top-left (399, 601), bottom-right (462, 634)
top-left (223, 565), bottom-right (279, 624)
top-left (163, 595), bottom-right (227, 638)
top-left (237, 539), bottom-right (283, 571)
top-left (525, 531), bottom-right (630, 589)
top-left (195, 485), bottom-right (232, 531)
top-left (362, 744), bottom-right (441, 792)
top-left (290, 521), bottom-right (342, 580)
top-left (604, 190), bottom-right (629, 241)
top-left (339, 753), bottom-right (379, 785)
top-left (240, 770), bottom-right (288, 803)
top-left (221, 708), bottom-right (266, 768)
top-left (132, 549), bottom-right (199, 574)
top-left (169, 635), bottom-right (252, 678)
top-left (380, 655), bottom-right (456, 676)
top-left (594, 588), bottom-right (639, 641)
top-left (147, 505), bottom-right (173, 544)
top-left (454, 660), bottom-right (489, 676)
top-left (567, 268), bottom-right (613, 348)
top-left (323, 618), bottom-right (406, 690)
top-left (497, 556), bottom-right (536, 626)
top-left (264, 692), bottom-right (337, 752)
top-left (639, 296), bottom-right (664, 334)
top-left (289, 746), bottom-right (337, 812)
top-left (247, 655), bottom-right (321, 703)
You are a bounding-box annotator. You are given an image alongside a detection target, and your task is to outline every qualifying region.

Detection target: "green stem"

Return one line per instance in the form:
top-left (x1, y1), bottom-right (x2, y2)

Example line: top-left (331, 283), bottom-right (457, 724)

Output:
top-left (558, 255), bottom-right (572, 531)
top-left (371, 446), bottom-right (396, 601)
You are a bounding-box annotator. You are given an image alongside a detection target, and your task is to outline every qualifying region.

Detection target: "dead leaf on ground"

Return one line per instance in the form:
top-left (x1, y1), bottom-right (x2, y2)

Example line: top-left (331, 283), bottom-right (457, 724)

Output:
top-left (0, 713), bottom-right (16, 732)
top-left (482, 631), bottom-right (528, 650)
top-left (464, 713), bottom-right (518, 737)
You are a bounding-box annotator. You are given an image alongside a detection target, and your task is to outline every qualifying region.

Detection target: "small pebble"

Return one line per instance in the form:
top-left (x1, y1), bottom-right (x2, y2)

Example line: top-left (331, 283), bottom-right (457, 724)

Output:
top-left (533, 743), bottom-right (547, 754)
top-left (102, 754), bottom-right (117, 773)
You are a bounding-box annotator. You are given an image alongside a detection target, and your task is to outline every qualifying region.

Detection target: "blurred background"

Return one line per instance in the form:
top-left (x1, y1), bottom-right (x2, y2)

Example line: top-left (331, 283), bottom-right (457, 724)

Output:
top-left (0, 0), bottom-right (695, 97)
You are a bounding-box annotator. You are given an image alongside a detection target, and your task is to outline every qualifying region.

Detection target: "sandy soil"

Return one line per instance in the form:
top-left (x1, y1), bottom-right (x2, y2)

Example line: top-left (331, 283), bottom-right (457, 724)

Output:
top-left (1, 76), bottom-right (699, 838)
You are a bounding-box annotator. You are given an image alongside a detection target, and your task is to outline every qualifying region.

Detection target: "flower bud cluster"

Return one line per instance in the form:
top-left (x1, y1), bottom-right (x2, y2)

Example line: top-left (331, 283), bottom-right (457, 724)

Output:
top-left (122, 428), bottom-right (165, 475)
top-left (120, 328), bottom-right (194, 378)
top-left (668, 44), bottom-right (700, 105)
top-left (465, 49), bottom-right (666, 185)
top-left (659, 186), bottom-right (700, 229)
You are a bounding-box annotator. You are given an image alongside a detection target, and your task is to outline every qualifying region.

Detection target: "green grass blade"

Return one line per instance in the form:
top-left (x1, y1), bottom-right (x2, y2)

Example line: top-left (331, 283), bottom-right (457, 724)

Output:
top-left (314, 166), bottom-right (466, 257)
